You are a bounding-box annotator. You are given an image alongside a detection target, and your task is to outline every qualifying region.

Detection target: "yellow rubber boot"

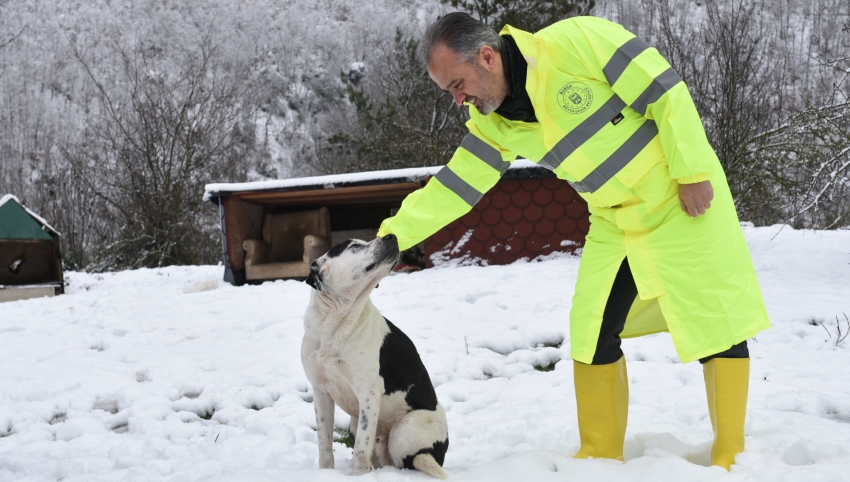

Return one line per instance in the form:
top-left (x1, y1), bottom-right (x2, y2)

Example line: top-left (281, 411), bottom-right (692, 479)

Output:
top-left (703, 358), bottom-right (749, 470)
top-left (573, 356), bottom-right (629, 461)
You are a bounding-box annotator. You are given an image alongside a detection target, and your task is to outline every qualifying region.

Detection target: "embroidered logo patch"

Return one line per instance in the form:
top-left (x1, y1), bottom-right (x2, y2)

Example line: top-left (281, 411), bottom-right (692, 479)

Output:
top-left (557, 83), bottom-right (593, 114)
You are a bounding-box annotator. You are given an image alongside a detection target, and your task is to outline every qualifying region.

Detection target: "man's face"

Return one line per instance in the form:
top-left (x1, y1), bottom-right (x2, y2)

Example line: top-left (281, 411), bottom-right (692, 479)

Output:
top-left (427, 43), bottom-right (508, 115)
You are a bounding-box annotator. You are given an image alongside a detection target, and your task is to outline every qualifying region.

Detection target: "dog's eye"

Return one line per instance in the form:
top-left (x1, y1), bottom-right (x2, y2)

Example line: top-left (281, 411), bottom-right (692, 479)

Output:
top-left (364, 262), bottom-right (376, 272)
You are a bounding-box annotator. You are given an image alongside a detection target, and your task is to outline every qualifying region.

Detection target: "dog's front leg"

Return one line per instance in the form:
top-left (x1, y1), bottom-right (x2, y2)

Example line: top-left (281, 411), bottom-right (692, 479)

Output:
top-left (351, 379), bottom-right (383, 475)
top-left (313, 388), bottom-right (336, 469)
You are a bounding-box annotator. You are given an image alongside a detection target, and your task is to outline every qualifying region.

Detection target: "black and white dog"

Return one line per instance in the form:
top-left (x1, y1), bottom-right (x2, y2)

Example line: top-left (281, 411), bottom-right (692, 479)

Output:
top-left (302, 235), bottom-right (449, 478)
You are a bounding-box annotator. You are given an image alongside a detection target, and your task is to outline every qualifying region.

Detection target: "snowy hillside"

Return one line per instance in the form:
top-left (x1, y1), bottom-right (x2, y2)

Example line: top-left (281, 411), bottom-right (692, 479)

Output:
top-left (0, 225), bottom-right (849, 481)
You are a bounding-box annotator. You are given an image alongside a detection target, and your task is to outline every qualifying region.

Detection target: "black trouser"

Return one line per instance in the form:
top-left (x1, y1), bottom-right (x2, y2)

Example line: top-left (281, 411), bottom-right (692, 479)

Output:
top-left (591, 258), bottom-right (749, 365)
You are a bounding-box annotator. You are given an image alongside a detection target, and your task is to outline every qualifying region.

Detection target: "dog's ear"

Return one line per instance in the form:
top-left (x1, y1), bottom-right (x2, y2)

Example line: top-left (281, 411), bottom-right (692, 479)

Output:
top-left (305, 263), bottom-right (324, 291)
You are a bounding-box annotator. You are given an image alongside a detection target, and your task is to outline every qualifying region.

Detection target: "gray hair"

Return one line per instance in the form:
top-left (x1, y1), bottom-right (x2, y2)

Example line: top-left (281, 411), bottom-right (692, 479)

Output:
top-left (421, 12), bottom-right (502, 65)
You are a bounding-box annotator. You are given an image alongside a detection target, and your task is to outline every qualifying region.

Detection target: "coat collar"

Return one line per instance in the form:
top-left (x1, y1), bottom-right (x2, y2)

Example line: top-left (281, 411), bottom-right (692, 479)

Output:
top-left (499, 24), bottom-right (538, 68)
top-left (495, 35), bottom-right (537, 123)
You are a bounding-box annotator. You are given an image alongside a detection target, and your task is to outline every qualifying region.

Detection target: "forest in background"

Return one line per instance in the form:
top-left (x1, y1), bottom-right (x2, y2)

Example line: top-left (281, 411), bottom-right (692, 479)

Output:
top-left (0, 0), bottom-right (847, 271)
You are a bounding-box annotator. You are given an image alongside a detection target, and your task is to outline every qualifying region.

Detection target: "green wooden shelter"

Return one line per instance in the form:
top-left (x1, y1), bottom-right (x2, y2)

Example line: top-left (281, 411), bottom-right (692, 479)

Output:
top-left (0, 194), bottom-right (64, 302)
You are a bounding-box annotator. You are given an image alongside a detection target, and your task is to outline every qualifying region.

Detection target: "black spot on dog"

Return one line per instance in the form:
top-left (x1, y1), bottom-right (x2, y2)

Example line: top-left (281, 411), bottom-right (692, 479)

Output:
top-left (326, 240), bottom-right (354, 258)
top-left (402, 438), bottom-right (449, 469)
top-left (379, 318), bottom-right (438, 411)
top-left (364, 262), bottom-right (376, 272)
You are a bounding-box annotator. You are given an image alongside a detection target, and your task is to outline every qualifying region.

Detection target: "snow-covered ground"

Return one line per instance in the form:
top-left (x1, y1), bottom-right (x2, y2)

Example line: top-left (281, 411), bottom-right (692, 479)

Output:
top-left (1, 225), bottom-right (848, 482)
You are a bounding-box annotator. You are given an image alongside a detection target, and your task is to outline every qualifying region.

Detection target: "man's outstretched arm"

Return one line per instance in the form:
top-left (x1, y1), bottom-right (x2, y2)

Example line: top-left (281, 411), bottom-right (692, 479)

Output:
top-left (378, 125), bottom-right (515, 249)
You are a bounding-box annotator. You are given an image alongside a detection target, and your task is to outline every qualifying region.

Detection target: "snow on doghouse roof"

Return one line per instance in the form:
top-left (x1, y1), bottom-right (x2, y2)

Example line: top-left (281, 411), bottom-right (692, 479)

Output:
top-left (0, 194), bottom-right (61, 236)
top-left (203, 160), bottom-right (544, 202)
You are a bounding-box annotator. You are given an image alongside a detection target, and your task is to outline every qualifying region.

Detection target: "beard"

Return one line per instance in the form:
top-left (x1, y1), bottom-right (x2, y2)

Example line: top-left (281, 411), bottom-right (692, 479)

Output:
top-left (468, 63), bottom-right (508, 115)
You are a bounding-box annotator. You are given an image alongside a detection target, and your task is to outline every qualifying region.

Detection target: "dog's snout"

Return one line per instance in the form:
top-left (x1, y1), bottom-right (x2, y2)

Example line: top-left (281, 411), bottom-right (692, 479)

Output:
top-left (382, 234), bottom-right (396, 242)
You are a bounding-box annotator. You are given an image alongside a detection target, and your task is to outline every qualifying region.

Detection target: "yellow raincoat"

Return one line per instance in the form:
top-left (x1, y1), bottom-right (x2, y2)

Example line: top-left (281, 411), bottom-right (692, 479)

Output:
top-left (377, 16), bottom-right (770, 363)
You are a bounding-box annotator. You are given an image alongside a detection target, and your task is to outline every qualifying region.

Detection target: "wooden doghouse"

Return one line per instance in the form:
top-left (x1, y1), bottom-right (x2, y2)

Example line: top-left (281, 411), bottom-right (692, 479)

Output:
top-left (204, 161), bottom-right (589, 285)
top-left (0, 195), bottom-right (64, 302)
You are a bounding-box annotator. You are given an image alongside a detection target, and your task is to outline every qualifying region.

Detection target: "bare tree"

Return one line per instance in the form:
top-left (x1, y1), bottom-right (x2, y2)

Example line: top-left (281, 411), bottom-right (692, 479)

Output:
top-left (441, 0), bottom-right (594, 31)
top-left (0, 0), bottom-right (25, 52)
top-left (629, 0), bottom-right (850, 229)
top-left (766, 98), bottom-right (850, 230)
top-left (319, 1), bottom-right (597, 175)
top-left (655, 0), bottom-right (791, 224)
top-left (66, 34), bottom-right (258, 269)
top-left (317, 30), bottom-right (468, 174)
top-left (781, 26), bottom-right (850, 229)
top-left (26, 142), bottom-right (112, 270)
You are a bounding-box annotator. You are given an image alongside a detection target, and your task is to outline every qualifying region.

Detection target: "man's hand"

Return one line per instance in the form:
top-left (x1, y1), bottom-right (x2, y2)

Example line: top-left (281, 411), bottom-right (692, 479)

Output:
top-left (678, 180), bottom-right (714, 217)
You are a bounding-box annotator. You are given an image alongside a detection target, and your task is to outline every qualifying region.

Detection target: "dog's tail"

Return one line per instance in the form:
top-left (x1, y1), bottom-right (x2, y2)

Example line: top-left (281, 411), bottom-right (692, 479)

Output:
top-left (413, 453), bottom-right (448, 479)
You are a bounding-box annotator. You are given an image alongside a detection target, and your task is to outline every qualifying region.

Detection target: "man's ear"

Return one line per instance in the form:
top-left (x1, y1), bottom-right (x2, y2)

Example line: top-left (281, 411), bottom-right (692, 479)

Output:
top-left (305, 264), bottom-right (324, 291)
top-left (479, 45), bottom-right (497, 68)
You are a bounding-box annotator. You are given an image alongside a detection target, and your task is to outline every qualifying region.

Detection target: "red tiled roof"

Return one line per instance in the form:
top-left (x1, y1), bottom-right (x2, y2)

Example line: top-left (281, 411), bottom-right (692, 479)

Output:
top-left (426, 179), bottom-right (589, 267)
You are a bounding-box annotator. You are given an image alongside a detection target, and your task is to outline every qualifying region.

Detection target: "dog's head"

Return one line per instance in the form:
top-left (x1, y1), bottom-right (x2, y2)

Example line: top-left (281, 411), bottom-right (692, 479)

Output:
top-left (305, 235), bottom-right (400, 297)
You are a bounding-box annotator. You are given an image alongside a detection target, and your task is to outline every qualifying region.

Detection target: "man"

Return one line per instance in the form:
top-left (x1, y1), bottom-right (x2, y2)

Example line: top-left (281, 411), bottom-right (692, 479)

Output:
top-left (376, 12), bottom-right (770, 470)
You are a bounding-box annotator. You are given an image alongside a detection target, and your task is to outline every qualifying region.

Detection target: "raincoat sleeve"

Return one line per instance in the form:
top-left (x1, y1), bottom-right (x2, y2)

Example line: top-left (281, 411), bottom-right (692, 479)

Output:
top-left (542, 17), bottom-right (716, 183)
top-left (377, 121), bottom-right (516, 251)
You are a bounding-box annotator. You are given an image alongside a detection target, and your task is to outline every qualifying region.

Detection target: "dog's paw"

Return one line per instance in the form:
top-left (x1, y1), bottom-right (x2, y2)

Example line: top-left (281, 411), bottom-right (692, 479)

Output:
top-left (349, 464), bottom-right (372, 476)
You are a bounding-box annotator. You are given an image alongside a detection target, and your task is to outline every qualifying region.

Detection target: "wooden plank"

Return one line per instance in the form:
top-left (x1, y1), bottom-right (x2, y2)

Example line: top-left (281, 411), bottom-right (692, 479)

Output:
top-left (0, 286), bottom-right (57, 303)
top-left (237, 182), bottom-right (423, 205)
top-left (223, 196), bottom-right (263, 271)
